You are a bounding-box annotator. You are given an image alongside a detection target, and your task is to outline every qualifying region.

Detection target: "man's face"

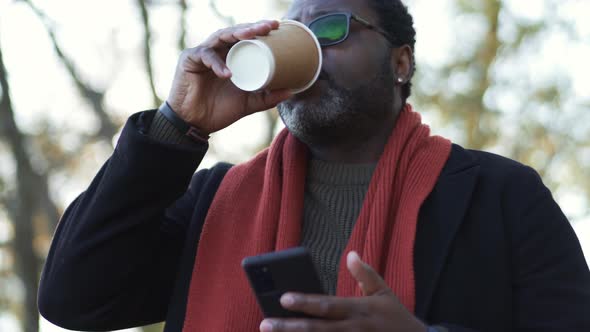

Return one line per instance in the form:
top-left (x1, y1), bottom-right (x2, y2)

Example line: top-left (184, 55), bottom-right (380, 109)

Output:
top-left (278, 0), bottom-right (396, 147)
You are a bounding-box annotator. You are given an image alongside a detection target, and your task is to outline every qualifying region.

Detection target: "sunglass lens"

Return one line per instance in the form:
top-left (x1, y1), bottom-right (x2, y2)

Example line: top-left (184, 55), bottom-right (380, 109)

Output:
top-left (309, 14), bottom-right (348, 45)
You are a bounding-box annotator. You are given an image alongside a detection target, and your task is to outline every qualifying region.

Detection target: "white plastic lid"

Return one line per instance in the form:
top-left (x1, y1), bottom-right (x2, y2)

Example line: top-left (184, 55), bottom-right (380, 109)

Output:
top-left (226, 40), bottom-right (275, 92)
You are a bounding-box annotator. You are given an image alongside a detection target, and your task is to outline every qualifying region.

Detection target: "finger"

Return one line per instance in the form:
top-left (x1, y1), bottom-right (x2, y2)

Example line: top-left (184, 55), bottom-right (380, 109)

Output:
top-left (231, 20), bottom-right (278, 31)
top-left (213, 20), bottom-right (279, 47)
top-left (207, 26), bottom-right (257, 49)
top-left (257, 19), bottom-right (280, 29)
top-left (233, 20), bottom-right (279, 39)
top-left (217, 29), bottom-right (241, 45)
top-left (246, 89), bottom-right (292, 114)
top-left (198, 48), bottom-right (232, 78)
top-left (232, 24), bottom-right (273, 40)
top-left (346, 251), bottom-right (390, 296)
top-left (182, 47), bottom-right (230, 77)
top-left (246, 19), bottom-right (280, 35)
top-left (260, 318), bottom-right (350, 332)
top-left (197, 20), bottom-right (280, 75)
top-left (279, 293), bottom-right (360, 320)
top-left (250, 19), bottom-right (280, 31)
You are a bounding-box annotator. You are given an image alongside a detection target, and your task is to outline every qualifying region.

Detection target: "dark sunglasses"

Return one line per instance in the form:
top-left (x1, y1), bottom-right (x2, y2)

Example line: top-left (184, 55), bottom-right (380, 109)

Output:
top-left (307, 12), bottom-right (397, 47)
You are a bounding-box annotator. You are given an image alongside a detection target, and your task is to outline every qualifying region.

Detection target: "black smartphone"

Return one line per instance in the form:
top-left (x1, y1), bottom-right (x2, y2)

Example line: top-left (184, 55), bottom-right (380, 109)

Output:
top-left (242, 247), bottom-right (325, 318)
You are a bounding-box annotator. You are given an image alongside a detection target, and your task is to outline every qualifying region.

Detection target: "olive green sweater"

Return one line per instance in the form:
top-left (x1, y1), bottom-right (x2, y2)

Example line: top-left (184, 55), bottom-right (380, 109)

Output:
top-left (149, 110), bottom-right (375, 294)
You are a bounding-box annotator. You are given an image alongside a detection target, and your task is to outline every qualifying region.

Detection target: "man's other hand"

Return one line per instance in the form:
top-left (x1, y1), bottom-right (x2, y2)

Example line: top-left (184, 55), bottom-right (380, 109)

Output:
top-left (259, 251), bottom-right (428, 332)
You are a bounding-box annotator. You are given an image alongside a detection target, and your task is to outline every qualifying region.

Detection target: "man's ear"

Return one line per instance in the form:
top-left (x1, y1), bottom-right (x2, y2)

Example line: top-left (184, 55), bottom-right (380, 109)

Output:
top-left (391, 45), bottom-right (413, 84)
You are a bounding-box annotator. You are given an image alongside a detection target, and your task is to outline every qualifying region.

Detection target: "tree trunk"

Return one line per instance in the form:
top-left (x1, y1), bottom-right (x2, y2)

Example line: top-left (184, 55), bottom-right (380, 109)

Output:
top-left (23, 0), bottom-right (118, 141)
top-left (137, 0), bottom-right (162, 108)
top-left (0, 41), bottom-right (41, 332)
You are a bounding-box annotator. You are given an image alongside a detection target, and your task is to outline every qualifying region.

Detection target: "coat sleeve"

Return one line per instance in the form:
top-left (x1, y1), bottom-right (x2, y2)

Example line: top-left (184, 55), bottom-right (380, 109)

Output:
top-left (435, 165), bottom-right (590, 332)
top-left (38, 111), bottom-right (212, 331)
top-left (506, 166), bottom-right (590, 330)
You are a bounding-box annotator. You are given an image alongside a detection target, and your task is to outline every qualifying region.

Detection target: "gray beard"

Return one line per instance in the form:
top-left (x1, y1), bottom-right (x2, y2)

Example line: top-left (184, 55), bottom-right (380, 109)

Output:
top-left (277, 62), bottom-right (395, 147)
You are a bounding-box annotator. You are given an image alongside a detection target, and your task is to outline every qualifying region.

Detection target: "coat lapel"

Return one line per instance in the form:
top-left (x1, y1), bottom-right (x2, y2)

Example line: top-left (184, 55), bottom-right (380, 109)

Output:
top-left (414, 144), bottom-right (480, 318)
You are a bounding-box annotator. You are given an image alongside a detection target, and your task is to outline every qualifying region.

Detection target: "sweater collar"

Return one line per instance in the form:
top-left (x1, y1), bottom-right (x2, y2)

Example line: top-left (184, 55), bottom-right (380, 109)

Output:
top-left (306, 159), bottom-right (377, 186)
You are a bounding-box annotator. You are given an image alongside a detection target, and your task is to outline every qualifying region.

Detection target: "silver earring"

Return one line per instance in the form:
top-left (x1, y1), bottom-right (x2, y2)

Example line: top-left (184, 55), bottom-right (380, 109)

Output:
top-left (397, 77), bottom-right (404, 83)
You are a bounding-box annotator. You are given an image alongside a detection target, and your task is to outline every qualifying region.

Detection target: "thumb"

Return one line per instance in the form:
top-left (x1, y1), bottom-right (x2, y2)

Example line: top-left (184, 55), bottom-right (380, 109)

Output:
top-left (346, 251), bottom-right (390, 296)
top-left (246, 89), bottom-right (292, 114)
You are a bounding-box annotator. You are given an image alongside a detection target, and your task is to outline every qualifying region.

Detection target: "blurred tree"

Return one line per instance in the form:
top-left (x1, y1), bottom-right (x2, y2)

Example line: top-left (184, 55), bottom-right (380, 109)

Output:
top-left (0, 37), bottom-right (43, 332)
top-left (410, 0), bottom-right (590, 214)
top-left (137, 0), bottom-right (162, 108)
top-left (22, 0), bottom-right (118, 141)
top-left (1, 0), bottom-right (145, 330)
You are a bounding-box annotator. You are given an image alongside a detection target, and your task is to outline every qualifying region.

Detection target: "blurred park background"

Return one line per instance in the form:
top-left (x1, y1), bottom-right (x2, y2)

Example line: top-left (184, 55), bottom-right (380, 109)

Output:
top-left (0, 0), bottom-right (588, 331)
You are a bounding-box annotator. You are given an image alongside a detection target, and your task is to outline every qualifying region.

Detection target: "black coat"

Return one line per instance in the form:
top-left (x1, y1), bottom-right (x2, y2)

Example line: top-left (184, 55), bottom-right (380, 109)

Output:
top-left (38, 111), bottom-right (590, 331)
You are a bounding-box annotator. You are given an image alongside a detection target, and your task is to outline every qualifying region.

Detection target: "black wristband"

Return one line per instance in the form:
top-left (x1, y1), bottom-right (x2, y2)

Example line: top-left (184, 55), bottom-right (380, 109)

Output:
top-left (158, 102), bottom-right (210, 143)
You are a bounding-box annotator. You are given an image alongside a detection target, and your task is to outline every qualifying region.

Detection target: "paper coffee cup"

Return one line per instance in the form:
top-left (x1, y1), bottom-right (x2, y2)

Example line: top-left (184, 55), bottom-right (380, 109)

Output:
top-left (226, 20), bottom-right (322, 94)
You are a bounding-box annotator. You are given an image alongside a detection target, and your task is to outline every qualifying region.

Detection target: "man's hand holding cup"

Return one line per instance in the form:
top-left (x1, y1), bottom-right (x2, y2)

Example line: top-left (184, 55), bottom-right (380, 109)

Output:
top-left (166, 20), bottom-right (294, 136)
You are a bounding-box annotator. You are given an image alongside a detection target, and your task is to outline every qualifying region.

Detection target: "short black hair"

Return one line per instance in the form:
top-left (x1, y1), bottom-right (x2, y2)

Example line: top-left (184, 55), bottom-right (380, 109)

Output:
top-left (369, 0), bottom-right (416, 103)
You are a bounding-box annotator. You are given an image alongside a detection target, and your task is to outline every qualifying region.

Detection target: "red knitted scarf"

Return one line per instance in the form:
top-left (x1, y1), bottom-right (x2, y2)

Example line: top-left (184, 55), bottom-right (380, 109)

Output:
top-left (182, 104), bottom-right (451, 331)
